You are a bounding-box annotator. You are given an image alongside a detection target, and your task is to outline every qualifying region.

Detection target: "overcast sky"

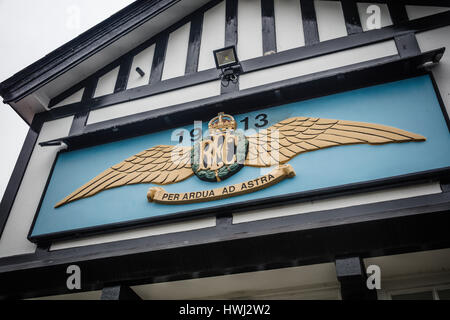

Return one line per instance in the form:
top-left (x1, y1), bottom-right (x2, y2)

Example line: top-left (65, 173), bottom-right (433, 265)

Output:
top-left (0, 0), bottom-right (134, 199)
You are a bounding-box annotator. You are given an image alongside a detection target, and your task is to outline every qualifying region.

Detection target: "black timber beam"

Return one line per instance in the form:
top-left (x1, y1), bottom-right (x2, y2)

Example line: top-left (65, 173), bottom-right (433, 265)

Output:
top-left (68, 77), bottom-right (98, 136)
top-left (185, 13), bottom-right (203, 75)
top-left (0, 127), bottom-right (40, 237)
top-left (261, 0), bottom-right (277, 55)
top-left (342, 0), bottom-right (363, 35)
top-left (335, 257), bottom-right (377, 300)
top-left (225, 0), bottom-right (238, 47)
top-left (300, 0), bottom-right (320, 46)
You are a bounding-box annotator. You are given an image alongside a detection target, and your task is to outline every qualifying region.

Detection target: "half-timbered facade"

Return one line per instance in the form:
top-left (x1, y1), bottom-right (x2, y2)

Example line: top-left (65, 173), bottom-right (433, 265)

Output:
top-left (1, 0), bottom-right (450, 300)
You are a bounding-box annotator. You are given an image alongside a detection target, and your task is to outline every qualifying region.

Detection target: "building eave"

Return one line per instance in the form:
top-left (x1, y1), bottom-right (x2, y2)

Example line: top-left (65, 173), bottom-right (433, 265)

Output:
top-left (0, 0), bottom-right (180, 109)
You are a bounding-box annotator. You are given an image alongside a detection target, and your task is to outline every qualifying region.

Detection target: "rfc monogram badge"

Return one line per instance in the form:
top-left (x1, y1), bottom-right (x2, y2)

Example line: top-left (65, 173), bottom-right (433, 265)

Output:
top-left (191, 113), bottom-right (248, 182)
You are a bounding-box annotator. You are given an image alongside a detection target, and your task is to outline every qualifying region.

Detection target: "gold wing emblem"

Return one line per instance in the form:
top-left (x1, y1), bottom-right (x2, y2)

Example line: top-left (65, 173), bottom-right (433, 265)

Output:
top-left (55, 115), bottom-right (426, 208)
top-left (245, 117), bottom-right (426, 167)
top-left (55, 145), bottom-right (193, 208)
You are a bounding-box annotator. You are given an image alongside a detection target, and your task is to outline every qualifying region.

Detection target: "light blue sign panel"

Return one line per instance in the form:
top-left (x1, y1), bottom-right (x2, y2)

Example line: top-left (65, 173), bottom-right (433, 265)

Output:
top-left (30, 75), bottom-right (450, 238)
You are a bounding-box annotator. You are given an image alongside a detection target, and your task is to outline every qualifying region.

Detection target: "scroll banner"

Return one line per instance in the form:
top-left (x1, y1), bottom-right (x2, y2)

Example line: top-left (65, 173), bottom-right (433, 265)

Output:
top-left (147, 165), bottom-right (296, 204)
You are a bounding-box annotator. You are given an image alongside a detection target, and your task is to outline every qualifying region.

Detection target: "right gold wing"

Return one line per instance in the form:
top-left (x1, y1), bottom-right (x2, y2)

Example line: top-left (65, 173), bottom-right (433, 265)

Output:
top-left (245, 117), bottom-right (426, 167)
top-left (55, 145), bottom-right (193, 208)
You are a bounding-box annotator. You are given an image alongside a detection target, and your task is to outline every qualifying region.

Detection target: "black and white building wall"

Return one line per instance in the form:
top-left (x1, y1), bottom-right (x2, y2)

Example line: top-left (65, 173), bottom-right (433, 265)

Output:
top-left (0, 0), bottom-right (450, 300)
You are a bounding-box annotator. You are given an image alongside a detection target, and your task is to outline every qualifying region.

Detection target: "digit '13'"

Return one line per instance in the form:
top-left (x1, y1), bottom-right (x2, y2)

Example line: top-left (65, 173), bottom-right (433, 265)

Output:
top-left (240, 113), bottom-right (269, 130)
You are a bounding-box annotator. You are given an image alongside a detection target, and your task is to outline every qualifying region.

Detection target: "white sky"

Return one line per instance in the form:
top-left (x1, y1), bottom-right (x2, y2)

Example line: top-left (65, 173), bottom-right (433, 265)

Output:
top-left (0, 0), bottom-right (134, 199)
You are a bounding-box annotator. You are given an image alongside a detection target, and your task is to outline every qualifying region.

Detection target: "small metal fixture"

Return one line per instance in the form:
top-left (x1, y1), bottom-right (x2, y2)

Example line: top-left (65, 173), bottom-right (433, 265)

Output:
top-left (418, 51), bottom-right (444, 71)
top-left (213, 46), bottom-right (242, 87)
top-left (136, 67), bottom-right (145, 77)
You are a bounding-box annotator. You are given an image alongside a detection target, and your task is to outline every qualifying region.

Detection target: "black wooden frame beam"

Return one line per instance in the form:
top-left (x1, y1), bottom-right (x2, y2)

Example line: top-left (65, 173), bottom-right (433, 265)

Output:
top-left (429, 72), bottom-right (450, 133)
top-left (225, 0), bottom-right (238, 47)
top-left (441, 181), bottom-right (450, 193)
top-left (342, 0), bottom-right (363, 35)
top-left (149, 33), bottom-right (169, 85)
top-left (335, 257), bottom-right (377, 300)
top-left (0, 126), bottom-right (41, 236)
top-left (388, 1), bottom-right (409, 25)
top-left (114, 55), bottom-right (133, 93)
top-left (68, 78), bottom-right (98, 136)
top-left (300, 0), bottom-right (320, 46)
top-left (261, 0), bottom-right (277, 55)
top-left (68, 112), bottom-right (89, 137)
top-left (185, 13), bottom-right (204, 75)
top-left (395, 32), bottom-right (421, 58)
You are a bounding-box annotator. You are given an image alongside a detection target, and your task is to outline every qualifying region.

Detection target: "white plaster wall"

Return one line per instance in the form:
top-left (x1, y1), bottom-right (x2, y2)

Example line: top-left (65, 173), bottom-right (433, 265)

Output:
top-left (416, 26), bottom-right (450, 117)
top-left (132, 262), bottom-right (339, 299)
top-left (50, 217), bottom-right (216, 250)
top-left (233, 182), bottom-right (442, 224)
top-left (162, 22), bottom-right (191, 80)
top-left (198, 1), bottom-right (226, 71)
top-left (357, 2), bottom-right (393, 32)
top-left (87, 80), bottom-right (221, 124)
top-left (274, 0), bottom-right (305, 52)
top-left (237, 0), bottom-right (263, 60)
top-left (365, 248), bottom-right (450, 299)
top-left (315, 0), bottom-right (347, 42)
top-left (93, 66), bottom-right (120, 98)
top-left (365, 248), bottom-right (450, 280)
top-left (53, 88), bottom-right (84, 108)
top-left (127, 44), bottom-right (156, 89)
top-left (405, 5), bottom-right (450, 20)
top-left (239, 40), bottom-right (398, 89)
top-left (0, 116), bottom-right (73, 258)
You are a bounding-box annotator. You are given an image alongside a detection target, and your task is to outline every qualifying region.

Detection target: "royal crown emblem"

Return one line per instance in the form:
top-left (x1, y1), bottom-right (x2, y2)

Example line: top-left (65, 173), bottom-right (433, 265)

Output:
top-left (208, 112), bottom-right (237, 132)
top-left (54, 113), bottom-right (426, 207)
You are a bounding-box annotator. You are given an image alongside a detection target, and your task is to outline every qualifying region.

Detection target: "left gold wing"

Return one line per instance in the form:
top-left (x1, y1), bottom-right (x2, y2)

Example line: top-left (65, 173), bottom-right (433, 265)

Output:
top-left (245, 117), bottom-right (426, 167)
top-left (55, 145), bottom-right (193, 208)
